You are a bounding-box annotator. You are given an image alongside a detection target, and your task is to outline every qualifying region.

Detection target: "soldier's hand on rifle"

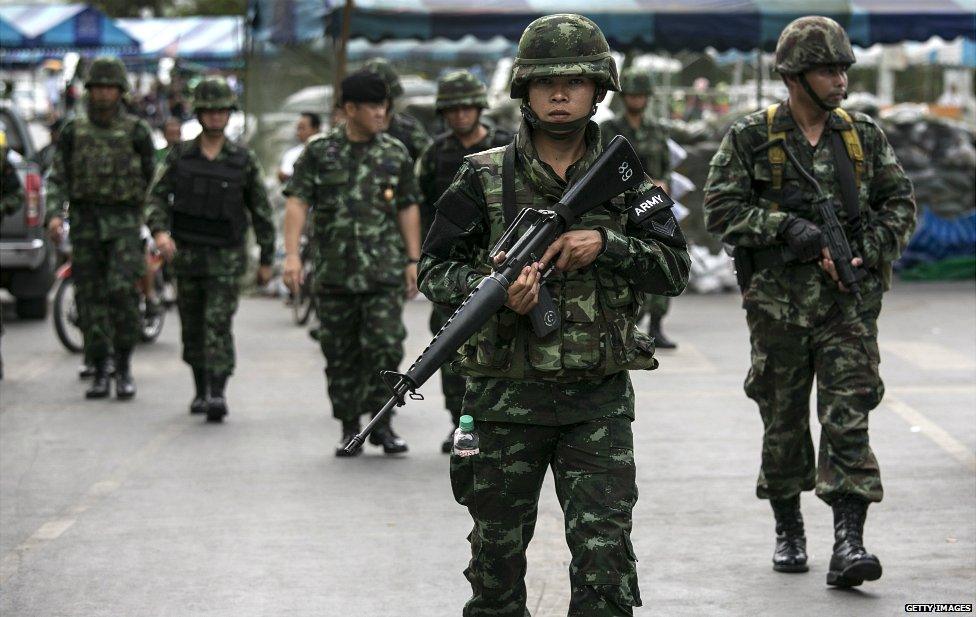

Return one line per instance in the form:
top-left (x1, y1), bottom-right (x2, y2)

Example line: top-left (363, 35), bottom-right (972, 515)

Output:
top-left (778, 215), bottom-right (822, 262)
top-left (283, 253), bottom-right (303, 294)
top-left (539, 230), bottom-right (604, 273)
top-left (256, 265), bottom-right (272, 287)
top-left (404, 262), bottom-right (418, 300)
top-left (47, 216), bottom-right (64, 244)
top-left (493, 252), bottom-right (541, 315)
top-left (820, 246), bottom-right (863, 292)
top-left (154, 231), bottom-right (176, 261)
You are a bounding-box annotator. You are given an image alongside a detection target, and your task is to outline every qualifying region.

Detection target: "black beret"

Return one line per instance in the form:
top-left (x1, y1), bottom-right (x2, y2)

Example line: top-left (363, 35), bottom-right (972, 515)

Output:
top-left (340, 71), bottom-right (388, 104)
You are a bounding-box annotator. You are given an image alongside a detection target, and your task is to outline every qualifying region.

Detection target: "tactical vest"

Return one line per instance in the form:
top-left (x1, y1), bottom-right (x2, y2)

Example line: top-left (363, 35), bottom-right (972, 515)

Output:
top-left (170, 143), bottom-right (249, 247)
top-left (388, 113), bottom-right (423, 160)
top-left (69, 114), bottom-right (146, 205)
top-left (457, 148), bottom-right (657, 381)
top-left (433, 129), bottom-right (512, 199)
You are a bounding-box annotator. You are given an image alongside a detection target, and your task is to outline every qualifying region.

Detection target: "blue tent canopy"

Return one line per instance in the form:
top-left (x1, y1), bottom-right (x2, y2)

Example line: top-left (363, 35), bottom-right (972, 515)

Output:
top-left (0, 4), bottom-right (138, 53)
top-left (320, 0), bottom-right (975, 51)
top-left (117, 17), bottom-right (245, 63)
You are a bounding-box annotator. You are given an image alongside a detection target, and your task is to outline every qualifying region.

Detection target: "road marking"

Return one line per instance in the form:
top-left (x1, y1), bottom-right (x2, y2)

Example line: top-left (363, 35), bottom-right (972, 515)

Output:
top-left (882, 341), bottom-right (976, 372)
top-left (0, 422), bottom-right (187, 585)
top-left (885, 394), bottom-right (976, 473)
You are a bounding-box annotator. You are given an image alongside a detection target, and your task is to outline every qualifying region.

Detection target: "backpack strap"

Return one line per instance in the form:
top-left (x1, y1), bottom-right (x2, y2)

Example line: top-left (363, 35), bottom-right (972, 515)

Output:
top-left (832, 107), bottom-right (864, 190)
top-left (766, 104), bottom-right (787, 197)
top-left (501, 141), bottom-right (518, 225)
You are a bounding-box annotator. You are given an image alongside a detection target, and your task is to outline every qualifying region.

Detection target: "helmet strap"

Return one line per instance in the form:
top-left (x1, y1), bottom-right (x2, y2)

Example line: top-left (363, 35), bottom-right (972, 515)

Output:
top-left (798, 73), bottom-right (838, 112)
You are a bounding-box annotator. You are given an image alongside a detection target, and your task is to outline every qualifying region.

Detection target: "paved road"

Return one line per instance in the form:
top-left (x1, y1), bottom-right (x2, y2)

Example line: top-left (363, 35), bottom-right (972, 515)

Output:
top-left (1, 282), bottom-right (974, 616)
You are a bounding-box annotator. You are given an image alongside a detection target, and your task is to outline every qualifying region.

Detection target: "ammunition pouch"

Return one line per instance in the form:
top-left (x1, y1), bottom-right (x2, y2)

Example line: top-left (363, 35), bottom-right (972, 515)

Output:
top-left (732, 245), bottom-right (798, 292)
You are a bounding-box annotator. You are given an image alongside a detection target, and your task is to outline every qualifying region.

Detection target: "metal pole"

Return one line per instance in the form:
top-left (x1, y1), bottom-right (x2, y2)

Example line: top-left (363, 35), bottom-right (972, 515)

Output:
top-left (332, 0), bottom-right (354, 110)
top-left (756, 48), bottom-right (763, 109)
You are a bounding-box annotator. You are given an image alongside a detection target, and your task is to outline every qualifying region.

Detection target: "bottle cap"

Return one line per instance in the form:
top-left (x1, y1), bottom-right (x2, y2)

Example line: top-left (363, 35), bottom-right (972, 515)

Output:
top-left (459, 415), bottom-right (474, 432)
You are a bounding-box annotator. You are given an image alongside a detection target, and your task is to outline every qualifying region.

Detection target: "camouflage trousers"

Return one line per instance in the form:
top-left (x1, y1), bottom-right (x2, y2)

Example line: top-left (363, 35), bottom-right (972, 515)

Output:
top-left (745, 306), bottom-right (885, 506)
top-left (451, 380), bottom-right (641, 616)
top-left (430, 303), bottom-right (466, 419)
top-left (316, 289), bottom-right (405, 423)
top-left (175, 271), bottom-right (240, 375)
top-left (72, 234), bottom-right (144, 360)
top-left (640, 294), bottom-right (669, 323)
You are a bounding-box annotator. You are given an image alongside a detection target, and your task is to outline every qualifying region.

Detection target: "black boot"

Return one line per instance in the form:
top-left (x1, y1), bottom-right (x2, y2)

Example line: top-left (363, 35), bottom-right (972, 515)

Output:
top-left (335, 420), bottom-right (362, 457)
top-left (78, 363), bottom-right (97, 379)
top-left (85, 358), bottom-right (111, 399)
top-left (771, 495), bottom-right (809, 573)
top-left (827, 496), bottom-right (882, 587)
top-left (189, 368), bottom-right (208, 415)
top-left (441, 410), bottom-right (461, 454)
top-left (206, 373), bottom-right (228, 423)
top-left (649, 317), bottom-right (677, 349)
top-left (369, 420), bottom-right (408, 454)
top-left (114, 350), bottom-right (136, 400)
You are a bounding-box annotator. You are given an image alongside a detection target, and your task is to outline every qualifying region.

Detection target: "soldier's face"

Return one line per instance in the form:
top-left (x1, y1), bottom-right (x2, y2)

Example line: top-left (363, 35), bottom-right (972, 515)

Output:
top-left (200, 109), bottom-right (231, 135)
top-left (296, 117), bottom-right (315, 143)
top-left (798, 65), bottom-right (848, 108)
top-left (443, 105), bottom-right (480, 136)
top-left (345, 101), bottom-right (387, 137)
top-left (527, 76), bottom-right (597, 124)
top-left (88, 85), bottom-right (121, 111)
top-left (623, 94), bottom-right (648, 114)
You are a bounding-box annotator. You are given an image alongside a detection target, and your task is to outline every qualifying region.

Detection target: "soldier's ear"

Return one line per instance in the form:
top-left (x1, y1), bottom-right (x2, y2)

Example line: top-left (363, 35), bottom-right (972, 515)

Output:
top-left (595, 88), bottom-right (607, 104)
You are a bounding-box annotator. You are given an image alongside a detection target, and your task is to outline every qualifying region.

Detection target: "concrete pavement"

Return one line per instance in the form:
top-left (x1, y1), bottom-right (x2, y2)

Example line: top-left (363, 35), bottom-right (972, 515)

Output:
top-left (1, 281), bottom-right (973, 616)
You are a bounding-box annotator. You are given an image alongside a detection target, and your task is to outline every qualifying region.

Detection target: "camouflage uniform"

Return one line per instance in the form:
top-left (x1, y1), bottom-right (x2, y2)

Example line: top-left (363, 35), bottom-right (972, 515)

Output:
top-left (417, 70), bottom-right (510, 426)
top-left (600, 67), bottom-right (674, 335)
top-left (419, 15), bottom-right (690, 615)
top-left (46, 58), bottom-right (155, 365)
top-left (363, 58), bottom-right (432, 161)
top-left (702, 24), bottom-right (916, 507)
top-left (283, 125), bottom-right (420, 426)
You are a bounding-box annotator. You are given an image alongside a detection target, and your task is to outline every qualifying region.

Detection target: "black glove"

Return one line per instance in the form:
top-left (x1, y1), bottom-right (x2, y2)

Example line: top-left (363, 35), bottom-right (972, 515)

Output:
top-left (778, 215), bottom-right (823, 263)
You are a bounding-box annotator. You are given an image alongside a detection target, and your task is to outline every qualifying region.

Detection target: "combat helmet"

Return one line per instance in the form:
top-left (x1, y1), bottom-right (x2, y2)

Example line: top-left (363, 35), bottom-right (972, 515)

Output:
top-left (85, 56), bottom-right (129, 92)
top-left (619, 67), bottom-right (653, 95)
top-left (509, 13), bottom-right (619, 99)
top-left (192, 77), bottom-right (238, 112)
top-left (363, 58), bottom-right (403, 98)
top-left (775, 16), bottom-right (856, 75)
top-left (435, 70), bottom-right (488, 111)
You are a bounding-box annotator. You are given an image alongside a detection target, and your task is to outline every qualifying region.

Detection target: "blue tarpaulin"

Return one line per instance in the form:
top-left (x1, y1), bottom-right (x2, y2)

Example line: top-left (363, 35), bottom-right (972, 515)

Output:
top-left (0, 4), bottom-right (138, 52)
top-left (117, 17), bottom-right (245, 63)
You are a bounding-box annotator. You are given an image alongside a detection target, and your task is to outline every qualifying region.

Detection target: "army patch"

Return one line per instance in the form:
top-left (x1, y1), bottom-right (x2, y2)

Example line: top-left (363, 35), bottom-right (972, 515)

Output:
top-left (627, 185), bottom-right (674, 226)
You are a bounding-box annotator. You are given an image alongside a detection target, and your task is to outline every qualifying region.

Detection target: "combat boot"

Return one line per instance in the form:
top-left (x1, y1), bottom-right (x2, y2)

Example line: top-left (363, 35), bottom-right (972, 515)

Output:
top-left (85, 358), bottom-right (111, 399)
top-left (827, 496), bottom-right (882, 587)
top-left (441, 410), bottom-right (461, 454)
top-left (771, 495), bottom-right (809, 572)
top-left (369, 421), bottom-right (408, 455)
top-left (114, 349), bottom-right (136, 400)
top-left (335, 420), bottom-right (362, 457)
top-left (189, 368), bottom-right (208, 415)
top-left (649, 316), bottom-right (677, 349)
top-left (206, 373), bottom-right (228, 423)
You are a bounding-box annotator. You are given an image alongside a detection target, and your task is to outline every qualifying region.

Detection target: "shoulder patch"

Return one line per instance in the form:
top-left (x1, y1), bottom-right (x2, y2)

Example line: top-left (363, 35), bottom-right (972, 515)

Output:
top-left (627, 185), bottom-right (674, 227)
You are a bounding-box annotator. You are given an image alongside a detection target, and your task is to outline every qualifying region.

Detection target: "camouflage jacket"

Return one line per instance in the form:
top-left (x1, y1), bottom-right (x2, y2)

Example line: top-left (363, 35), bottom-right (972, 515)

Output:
top-left (600, 113), bottom-right (671, 181)
top-left (416, 124), bottom-right (511, 238)
top-left (146, 137), bottom-right (276, 278)
top-left (418, 120), bottom-right (690, 383)
top-left (46, 110), bottom-right (155, 241)
top-left (283, 127), bottom-right (421, 293)
top-left (388, 111), bottom-right (431, 162)
top-left (703, 102), bottom-right (916, 327)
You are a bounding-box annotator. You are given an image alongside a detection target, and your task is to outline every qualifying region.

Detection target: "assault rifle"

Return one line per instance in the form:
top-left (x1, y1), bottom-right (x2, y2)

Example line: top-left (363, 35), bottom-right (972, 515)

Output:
top-left (753, 137), bottom-right (866, 303)
top-left (344, 136), bottom-right (649, 453)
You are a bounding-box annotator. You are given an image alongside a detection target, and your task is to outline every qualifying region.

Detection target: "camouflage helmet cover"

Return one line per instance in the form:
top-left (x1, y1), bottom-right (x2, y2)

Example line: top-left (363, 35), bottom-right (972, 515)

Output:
top-left (436, 70), bottom-right (488, 111)
top-left (85, 56), bottom-right (129, 92)
top-left (775, 16), bottom-right (856, 75)
top-left (363, 58), bottom-right (404, 98)
top-left (193, 77), bottom-right (238, 111)
top-left (510, 13), bottom-right (620, 99)
top-left (619, 66), bottom-right (653, 95)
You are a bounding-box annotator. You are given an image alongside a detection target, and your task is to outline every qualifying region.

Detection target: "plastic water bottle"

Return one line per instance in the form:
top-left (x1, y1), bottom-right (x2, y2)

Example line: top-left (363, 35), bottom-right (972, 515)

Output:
top-left (452, 415), bottom-right (479, 457)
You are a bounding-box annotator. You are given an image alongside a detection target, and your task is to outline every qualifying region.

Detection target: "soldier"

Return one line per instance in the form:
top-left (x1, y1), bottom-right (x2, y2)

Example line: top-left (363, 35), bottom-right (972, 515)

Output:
top-left (601, 66), bottom-right (678, 348)
top-left (362, 58), bottom-right (432, 161)
top-left (415, 69), bottom-right (512, 453)
top-left (46, 57), bottom-right (156, 400)
top-left (282, 71), bottom-right (422, 457)
top-left (703, 16), bottom-right (915, 587)
top-left (418, 14), bottom-right (689, 615)
top-left (146, 77), bottom-right (275, 423)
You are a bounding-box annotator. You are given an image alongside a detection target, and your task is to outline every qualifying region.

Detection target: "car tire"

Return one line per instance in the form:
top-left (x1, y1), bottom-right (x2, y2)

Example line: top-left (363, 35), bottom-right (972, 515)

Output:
top-left (15, 296), bottom-right (48, 320)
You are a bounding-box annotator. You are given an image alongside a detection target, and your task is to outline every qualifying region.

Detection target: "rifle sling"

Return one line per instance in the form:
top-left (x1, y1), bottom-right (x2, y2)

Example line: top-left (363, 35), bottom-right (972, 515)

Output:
top-left (830, 130), bottom-right (861, 240)
top-left (502, 141), bottom-right (518, 225)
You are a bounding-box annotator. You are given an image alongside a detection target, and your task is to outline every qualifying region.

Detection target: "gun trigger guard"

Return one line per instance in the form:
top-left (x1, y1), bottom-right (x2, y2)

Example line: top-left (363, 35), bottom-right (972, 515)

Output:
top-left (408, 392), bottom-right (424, 401)
top-left (380, 370), bottom-right (412, 406)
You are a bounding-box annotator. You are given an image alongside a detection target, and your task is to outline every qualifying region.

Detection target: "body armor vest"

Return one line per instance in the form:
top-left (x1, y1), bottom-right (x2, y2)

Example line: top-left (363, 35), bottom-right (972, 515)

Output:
top-left (69, 114), bottom-right (145, 205)
top-left (457, 148), bottom-right (657, 381)
top-left (170, 143), bottom-right (249, 247)
top-left (433, 128), bottom-right (512, 200)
